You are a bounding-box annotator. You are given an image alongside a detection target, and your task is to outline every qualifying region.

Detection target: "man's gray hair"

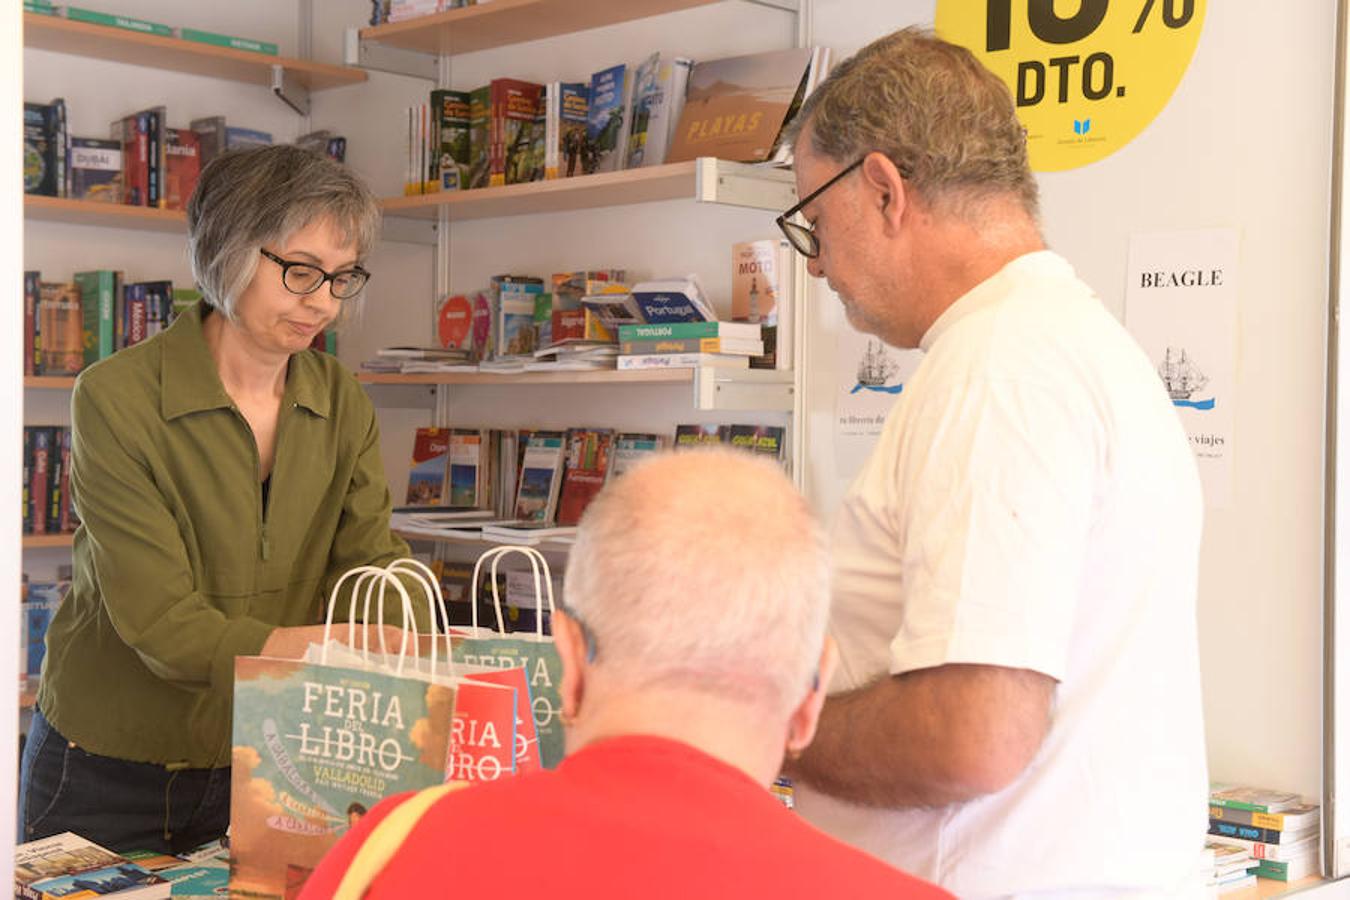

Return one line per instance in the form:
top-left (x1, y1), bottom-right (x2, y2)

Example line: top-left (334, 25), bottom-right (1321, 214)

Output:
top-left (563, 448), bottom-right (831, 717)
top-left (782, 26), bottom-right (1038, 219)
top-left (186, 144), bottom-right (381, 319)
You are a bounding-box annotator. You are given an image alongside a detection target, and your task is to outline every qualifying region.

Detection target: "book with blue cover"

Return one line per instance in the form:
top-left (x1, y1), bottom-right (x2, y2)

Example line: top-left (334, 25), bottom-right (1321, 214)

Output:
top-left (630, 276), bottom-right (717, 324)
top-left (587, 63), bottom-right (631, 173)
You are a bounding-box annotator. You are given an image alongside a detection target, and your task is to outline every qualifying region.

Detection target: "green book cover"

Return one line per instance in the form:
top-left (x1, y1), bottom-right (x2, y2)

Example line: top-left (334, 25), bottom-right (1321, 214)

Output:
top-left (178, 27), bottom-right (278, 56)
top-left (171, 287), bottom-right (201, 321)
top-left (74, 270), bottom-right (117, 366)
top-left (618, 321), bottom-right (725, 341)
top-left (24, 1), bottom-right (58, 16)
top-left (64, 6), bottom-right (173, 36)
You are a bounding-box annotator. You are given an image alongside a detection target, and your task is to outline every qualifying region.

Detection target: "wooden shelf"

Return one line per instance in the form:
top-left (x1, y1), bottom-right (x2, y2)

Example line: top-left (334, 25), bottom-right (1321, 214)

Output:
top-left (360, 369), bottom-right (692, 386)
top-left (25, 195), bottom-right (187, 232)
top-left (360, 0), bottom-right (725, 58)
top-left (395, 529), bottom-right (572, 552)
top-left (23, 534), bottom-right (74, 549)
top-left (24, 375), bottom-right (77, 389)
top-left (23, 11), bottom-right (366, 92)
top-left (380, 158), bottom-right (797, 222)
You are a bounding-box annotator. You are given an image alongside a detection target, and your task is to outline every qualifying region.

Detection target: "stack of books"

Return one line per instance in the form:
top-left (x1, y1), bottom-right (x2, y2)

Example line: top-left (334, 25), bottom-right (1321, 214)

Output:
top-left (1208, 784), bottom-right (1321, 885)
top-left (616, 320), bottom-right (763, 371)
top-left (1201, 840), bottom-right (1257, 894)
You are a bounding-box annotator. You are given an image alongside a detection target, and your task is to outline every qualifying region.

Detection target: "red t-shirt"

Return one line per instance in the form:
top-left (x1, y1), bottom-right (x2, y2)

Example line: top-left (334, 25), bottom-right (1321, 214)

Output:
top-left (299, 735), bottom-right (950, 898)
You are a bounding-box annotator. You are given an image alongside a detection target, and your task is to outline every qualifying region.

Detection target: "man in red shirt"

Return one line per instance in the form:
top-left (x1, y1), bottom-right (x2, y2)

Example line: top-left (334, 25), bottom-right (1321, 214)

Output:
top-left (301, 449), bottom-right (948, 898)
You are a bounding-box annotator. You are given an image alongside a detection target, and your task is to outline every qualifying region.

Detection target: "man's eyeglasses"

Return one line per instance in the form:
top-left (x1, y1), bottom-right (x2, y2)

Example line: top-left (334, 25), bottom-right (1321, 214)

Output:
top-left (259, 248), bottom-right (371, 300)
top-left (776, 157), bottom-right (865, 259)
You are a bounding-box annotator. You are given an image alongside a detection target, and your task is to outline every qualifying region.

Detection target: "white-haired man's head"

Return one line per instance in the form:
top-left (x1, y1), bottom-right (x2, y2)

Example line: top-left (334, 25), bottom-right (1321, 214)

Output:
top-left (562, 447), bottom-right (830, 718)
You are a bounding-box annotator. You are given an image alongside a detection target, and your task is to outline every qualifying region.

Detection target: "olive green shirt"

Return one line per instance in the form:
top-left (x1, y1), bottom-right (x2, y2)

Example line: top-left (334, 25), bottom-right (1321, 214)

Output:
top-left (38, 302), bottom-right (415, 768)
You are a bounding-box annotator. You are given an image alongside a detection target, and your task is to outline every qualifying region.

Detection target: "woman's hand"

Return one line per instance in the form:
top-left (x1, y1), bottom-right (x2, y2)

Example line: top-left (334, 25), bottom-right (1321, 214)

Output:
top-left (260, 624), bottom-right (410, 660)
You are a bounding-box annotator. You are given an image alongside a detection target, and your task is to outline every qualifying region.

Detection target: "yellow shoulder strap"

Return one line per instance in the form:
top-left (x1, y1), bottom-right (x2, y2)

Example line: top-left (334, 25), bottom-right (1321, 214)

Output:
top-left (332, 781), bottom-right (470, 900)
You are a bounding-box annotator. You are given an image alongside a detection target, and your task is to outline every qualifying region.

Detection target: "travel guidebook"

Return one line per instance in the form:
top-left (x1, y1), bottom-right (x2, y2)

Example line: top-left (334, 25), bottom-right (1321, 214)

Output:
top-left (667, 46), bottom-right (815, 164)
top-left (15, 832), bottom-right (170, 899)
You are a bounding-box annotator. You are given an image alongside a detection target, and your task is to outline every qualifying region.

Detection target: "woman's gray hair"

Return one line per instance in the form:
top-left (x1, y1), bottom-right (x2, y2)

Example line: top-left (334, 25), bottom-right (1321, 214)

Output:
top-left (186, 144), bottom-right (381, 319)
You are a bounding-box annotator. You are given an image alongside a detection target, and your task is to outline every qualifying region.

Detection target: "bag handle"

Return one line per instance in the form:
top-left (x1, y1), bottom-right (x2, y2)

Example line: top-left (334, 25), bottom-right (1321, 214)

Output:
top-left (322, 564), bottom-right (418, 675)
top-left (470, 545), bottom-right (555, 638)
top-left (383, 558), bottom-right (456, 678)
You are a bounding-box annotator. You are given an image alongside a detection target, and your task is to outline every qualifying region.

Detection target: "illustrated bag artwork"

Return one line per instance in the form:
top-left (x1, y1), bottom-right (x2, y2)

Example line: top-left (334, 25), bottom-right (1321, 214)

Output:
top-left (230, 559), bottom-right (516, 899)
top-left (452, 546), bottom-right (565, 768)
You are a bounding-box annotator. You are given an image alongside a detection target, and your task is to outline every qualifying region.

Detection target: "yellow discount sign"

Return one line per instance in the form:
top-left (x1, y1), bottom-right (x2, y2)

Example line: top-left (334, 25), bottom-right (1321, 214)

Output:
top-left (934, 0), bottom-right (1205, 171)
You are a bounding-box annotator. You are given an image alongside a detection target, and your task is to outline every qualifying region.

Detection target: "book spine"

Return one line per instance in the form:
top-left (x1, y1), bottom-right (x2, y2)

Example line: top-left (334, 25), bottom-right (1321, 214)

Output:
top-left (64, 6), bottom-right (173, 35)
top-left (22, 428), bottom-right (32, 535)
top-left (29, 428), bottom-right (49, 536)
top-left (1209, 819), bottom-right (1285, 844)
top-left (46, 427), bottom-right (62, 534)
top-left (133, 114), bottom-right (149, 206)
top-left (619, 337), bottom-right (756, 355)
top-left (57, 427), bottom-right (74, 532)
top-left (23, 271), bottom-right (37, 376)
top-left (178, 27), bottom-right (279, 55)
top-left (618, 321), bottom-right (723, 340)
top-left (617, 352), bottom-right (742, 370)
top-left (147, 110), bottom-right (162, 208)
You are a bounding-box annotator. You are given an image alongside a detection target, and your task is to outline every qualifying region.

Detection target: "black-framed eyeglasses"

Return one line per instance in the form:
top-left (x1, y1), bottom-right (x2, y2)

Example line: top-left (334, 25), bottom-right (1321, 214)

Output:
top-left (776, 157), bottom-right (865, 259)
top-left (259, 248), bottom-right (371, 300)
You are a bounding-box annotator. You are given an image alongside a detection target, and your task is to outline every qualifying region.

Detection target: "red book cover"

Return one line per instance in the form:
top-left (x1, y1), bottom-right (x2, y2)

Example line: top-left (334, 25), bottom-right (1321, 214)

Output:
top-left (556, 429), bottom-right (614, 526)
top-left (550, 309), bottom-right (585, 344)
top-left (488, 78), bottom-right (544, 186)
top-left (127, 294), bottom-right (148, 346)
top-left (436, 293), bottom-right (474, 351)
top-left (405, 427), bottom-right (451, 506)
top-left (165, 128), bottom-right (202, 211)
top-left (29, 428), bottom-right (50, 536)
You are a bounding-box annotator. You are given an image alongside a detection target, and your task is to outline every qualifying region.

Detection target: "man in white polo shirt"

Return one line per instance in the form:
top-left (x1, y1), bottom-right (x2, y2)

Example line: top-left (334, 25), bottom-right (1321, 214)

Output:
top-left (776, 27), bottom-right (1209, 897)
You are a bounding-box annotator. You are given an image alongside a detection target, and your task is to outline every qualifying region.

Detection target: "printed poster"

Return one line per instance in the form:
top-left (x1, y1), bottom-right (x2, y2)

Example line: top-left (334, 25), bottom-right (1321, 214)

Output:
top-left (1124, 227), bottom-right (1238, 508)
top-left (934, 1), bottom-right (1206, 171)
top-left (833, 324), bottom-right (923, 476)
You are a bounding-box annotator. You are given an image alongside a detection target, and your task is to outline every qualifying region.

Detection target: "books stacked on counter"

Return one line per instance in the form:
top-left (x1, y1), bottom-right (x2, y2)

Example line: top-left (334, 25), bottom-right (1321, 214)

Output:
top-left (15, 829), bottom-right (231, 899)
top-left (1208, 784), bottom-right (1321, 885)
top-left (1201, 841), bottom-right (1257, 895)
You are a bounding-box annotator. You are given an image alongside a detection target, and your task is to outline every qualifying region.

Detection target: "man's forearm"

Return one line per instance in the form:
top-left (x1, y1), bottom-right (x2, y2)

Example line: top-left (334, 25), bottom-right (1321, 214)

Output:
top-left (786, 664), bottom-right (1055, 809)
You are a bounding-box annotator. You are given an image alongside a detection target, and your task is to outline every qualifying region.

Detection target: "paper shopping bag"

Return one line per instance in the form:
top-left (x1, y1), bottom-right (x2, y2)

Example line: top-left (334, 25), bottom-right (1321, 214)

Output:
top-left (452, 546), bottom-right (565, 768)
top-left (229, 655), bottom-right (460, 897)
top-left (229, 558), bottom-right (515, 898)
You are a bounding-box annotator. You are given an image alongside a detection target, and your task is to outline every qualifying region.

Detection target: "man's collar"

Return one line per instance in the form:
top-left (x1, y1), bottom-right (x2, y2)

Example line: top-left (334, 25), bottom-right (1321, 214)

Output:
top-left (160, 302), bottom-right (331, 421)
top-left (919, 250), bottom-right (1068, 352)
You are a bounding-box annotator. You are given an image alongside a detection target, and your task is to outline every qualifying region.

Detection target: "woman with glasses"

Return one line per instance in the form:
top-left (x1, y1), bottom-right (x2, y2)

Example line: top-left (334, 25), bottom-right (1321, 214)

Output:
top-left (19, 144), bottom-right (415, 853)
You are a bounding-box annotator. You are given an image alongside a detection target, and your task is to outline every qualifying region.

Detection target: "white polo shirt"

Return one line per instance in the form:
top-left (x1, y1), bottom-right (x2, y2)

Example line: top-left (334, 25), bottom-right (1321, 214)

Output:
top-left (797, 251), bottom-right (1209, 897)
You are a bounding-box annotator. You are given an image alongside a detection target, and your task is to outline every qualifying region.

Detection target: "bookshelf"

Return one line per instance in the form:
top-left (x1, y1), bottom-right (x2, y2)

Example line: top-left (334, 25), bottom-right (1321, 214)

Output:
top-left (362, 368), bottom-right (795, 412)
top-left (380, 158), bottom-right (796, 222)
top-left (24, 376), bottom-right (78, 390)
top-left (24, 196), bottom-right (188, 233)
top-left (22, 535), bottom-right (74, 550)
top-left (357, 0), bottom-right (736, 59)
top-left (361, 369), bottom-right (690, 386)
top-left (23, 11), bottom-right (366, 94)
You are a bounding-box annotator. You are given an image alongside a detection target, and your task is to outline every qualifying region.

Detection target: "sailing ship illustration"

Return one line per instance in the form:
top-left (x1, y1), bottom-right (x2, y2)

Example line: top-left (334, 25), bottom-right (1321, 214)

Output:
top-left (857, 339), bottom-right (900, 387)
top-left (1158, 346), bottom-right (1209, 400)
